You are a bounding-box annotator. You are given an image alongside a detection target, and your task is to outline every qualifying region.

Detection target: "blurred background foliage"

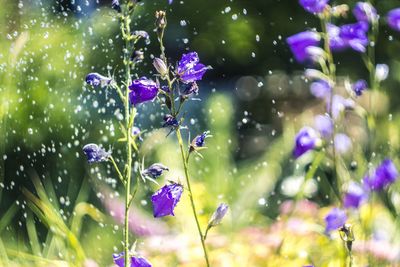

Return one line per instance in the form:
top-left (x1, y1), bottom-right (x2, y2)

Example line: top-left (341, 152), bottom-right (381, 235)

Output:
top-left (1, 0), bottom-right (400, 266)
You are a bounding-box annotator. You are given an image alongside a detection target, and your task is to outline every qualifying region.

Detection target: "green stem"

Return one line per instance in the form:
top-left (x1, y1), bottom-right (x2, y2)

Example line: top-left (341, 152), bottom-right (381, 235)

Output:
top-left (109, 156), bottom-right (125, 185)
top-left (176, 128), bottom-right (210, 267)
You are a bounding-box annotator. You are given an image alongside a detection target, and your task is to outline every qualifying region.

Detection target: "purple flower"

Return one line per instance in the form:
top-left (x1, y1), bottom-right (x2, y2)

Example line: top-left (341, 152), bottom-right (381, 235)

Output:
top-left (364, 159), bottom-right (398, 191)
top-left (293, 127), bottom-right (318, 158)
top-left (82, 144), bottom-right (110, 163)
top-left (387, 8), bottom-right (400, 31)
top-left (352, 79), bottom-right (368, 96)
top-left (162, 114), bottom-right (179, 128)
top-left (192, 131), bottom-right (210, 148)
top-left (142, 163), bottom-right (169, 179)
top-left (331, 95), bottom-right (354, 119)
top-left (85, 73), bottom-right (112, 87)
top-left (129, 77), bottom-right (158, 106)
top-left (344, 182), bottom-right (368, 208)
top-left (151, 183), bottom-right (183, 218)
top-left (183, 82), bottom-right (200, 96)
top-left (177, 52), bottom-right (209, 83)
top-left (113, 252), bottom-right (152, 267)
top-left (314, 114), bottom-right (333, 138)
top-left (334, 133), bottom-right (352, 154)
top-left (169, 0), bottom-right (173, 4)
top-left (111, 0), bottom-right (121, 12)
top-left (325, 208), bottom-right (347, 233)
top-left (299, 0), bottom-right (329, 14)
top-left (132, 31), bottom-right (149, 40)
top-left (353, 2), bottom-right (378, 23)
top-left (328, 22), bottom-right (369, 53)
top-left (286, 31), bottom-right (321, 63)
top-left (208, 203), bottom-right (229, 227)
top-left (310, 80), bottom-right (331, 99)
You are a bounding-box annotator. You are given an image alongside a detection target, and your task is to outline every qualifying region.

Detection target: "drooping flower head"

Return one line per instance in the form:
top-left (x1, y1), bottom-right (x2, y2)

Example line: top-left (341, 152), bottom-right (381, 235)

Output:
top-left (314, 114), bottom-right (333, 138)
top-left (328, 22), bottom-right (369, 53)
top-left (208, 203), bottom-right (229, 227)
top-left (363, 159), bottom-right (398, 191)
top-left (299, 0), bottom-right (329, 14)
top-left (85, 73), bottom-right (112, 87)
top-left (310, 79), bottom-right (331, 99)
top-left (183, 82), bottom-right (200, 96)
top-left (192, 131), bottom-right (211, 148)
top-left (113, 252), bottom-right (152, 267)
top-left (353, 2), bottom-right (378, 23)
top-left (129, 77), bottom-right (158, 106)
top-left (82, 144), bottom-right (110, 163)
top-left (343, 182), bottom-right (368, 208)
top-left (352, 79), bottom-right (368, 96)
top-left (142, 163), bottom-right (169, 179)
top-left (293, 127), bottom-right (319, 158)
top-left (325, 208), bottom-right (347, 233)
top-left (111, 0), bottom-right (121, 13)
top-left (153, 58), bottom-right (168, 77)
top-left (151, 183), bottom-right (183, 217)
top-left (334, 133), bottom-right (352, 154)
top-left (387, 8), bottom-right (400, 31)
top-left (286, 31), bottom-right (321, 63)
top-left (177, 52), bottom-right (209, 83)
top-left (331, 95), bottom-right (355, 119)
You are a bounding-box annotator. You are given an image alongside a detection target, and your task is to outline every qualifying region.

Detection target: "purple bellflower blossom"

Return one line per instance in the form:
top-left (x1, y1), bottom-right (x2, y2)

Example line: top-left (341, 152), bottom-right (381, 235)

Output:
top-left (325, 208), bottom-right (347, 233)
top-left (208, 203), bottom-right (229, 227)
top-left (111, 0), bottom-right (121, 13)
top-left (113, 252), bottom-right (152, 267)
top-left (364, 159), bottom-right (398, 191)
top-left (293, 127), bottom-right (319, 158)
top-left (176, 52), bottom-right (209, 83)
top-left (82, 144), bottom-right (110, 163)
top-left (286, 31), bottom-right (321, 63)
top-left (310, 79), bottom-right (331, 99)
top-left (314, 114), bottom-right (333, 138)
top-left (353, 2), bottom-right (378, 23)
top-left (334, 133), bottom-right (352, 154)
top-left (344, 182), bottom-right (368, 208)
top-left (328, 22), bottom-right (369, 53)
top-left (299, 0), bottom-right (329, 14)
top-left (129, 77), bottom-right (158, 106)
top-left (331, 95), bottom-right (355, 119)
top-left (151, 183), bottom-right (183, 218)
top-left (387, 8), bottom-right (400, 31)
top-left (352, 79), bottom-right (368, 96)
top-left (85, 73), bottom-right (112, 87)
top-left (192, 131), bottom-right (211, 148)
top-left (142, 163), bottom-right (169, 179)
top-left (183, 82), bottom-right (200, 96)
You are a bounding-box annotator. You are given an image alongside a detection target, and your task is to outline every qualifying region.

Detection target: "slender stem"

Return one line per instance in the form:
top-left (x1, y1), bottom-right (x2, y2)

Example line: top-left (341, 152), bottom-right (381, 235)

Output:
top-left (109, 156), bottom-right (125, 185)
top-left (176, 128), bottom-right (210, 267)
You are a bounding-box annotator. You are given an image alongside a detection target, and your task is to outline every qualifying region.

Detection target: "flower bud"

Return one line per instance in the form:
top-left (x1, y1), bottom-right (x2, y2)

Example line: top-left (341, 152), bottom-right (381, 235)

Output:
top-left (153, 58), bottom-right (168, 77)
top-left (375, 64), bottom-right (389, 82)
top-left (208, 203), bottom-right (229, 227)
top-left (155, 11), bottom-right (167, 36)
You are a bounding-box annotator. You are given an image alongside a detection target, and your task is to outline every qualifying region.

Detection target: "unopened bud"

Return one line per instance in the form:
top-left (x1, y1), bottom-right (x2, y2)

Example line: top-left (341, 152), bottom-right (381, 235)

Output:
top-left (208, 203), bottom-right (229, 227)
top-left (153, 58), bottom-right (168, 77)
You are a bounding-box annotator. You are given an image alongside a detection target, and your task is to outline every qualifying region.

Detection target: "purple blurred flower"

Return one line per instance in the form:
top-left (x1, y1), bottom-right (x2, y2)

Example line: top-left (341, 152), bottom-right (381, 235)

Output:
top-left (375, 64), bottom-right (389, 82)
top-left (344, 182), bottom-right (368, 208)
top-left (387, 8), bottom-right (400, 31)
top-left (82, 144), bottom-right (110, 163)
top-left (132, 31), bottom-right (150, 40)
top-left (293, 127), bottom-right (318, 158)
top-left (353, 2), bottom-right (378, 23)
top-left (192, 131), bottom-right (210, 148)
top-left (162, 114), bottom-right (179, 128)
top-left (129, 77), bottom-right (158, 106)
top-left (111, 0), bottom-right (121, 12)
top-left (85, 73), bottom-right (112, 87)
top-left (310, 79), bottom-right (331, 99)
top-left (142, 163), bottom-right (169, 179)
top-left (314, 114), bottom-right (333, 138)
top-left (352, 79), bottom-right (368, 96)
top-left (286, 31), bottom-right (321, 63)
top-left (113, 252), bottom-right (152, 267)
top-left (364, 159), bottom-right (398, 191)
top-left (331, 95), bottom-right (355, 119)
top-left (299, 0), bottom-right (329, 14)
top-left (183, 82), bottom-right (200, 96)
top-left (325, 208), bottom-right (347, 233)
top-left (208, 203), bottom-right (229, 227)
top-left (177, 52), bottom-right (209, 83)
top-left (151, 183), bottom-right (183, 218)
top-left (334, 133), bottom-right (352, 154)
top-left (328, 22), bottom-right (369, 53)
